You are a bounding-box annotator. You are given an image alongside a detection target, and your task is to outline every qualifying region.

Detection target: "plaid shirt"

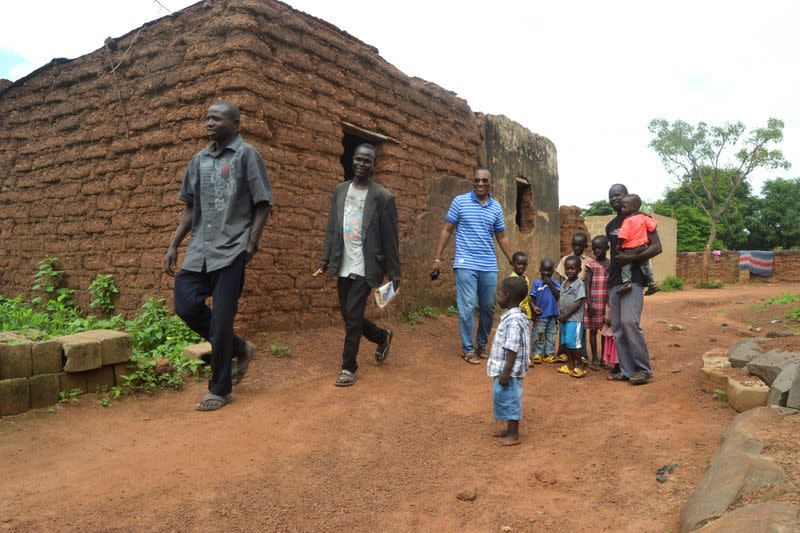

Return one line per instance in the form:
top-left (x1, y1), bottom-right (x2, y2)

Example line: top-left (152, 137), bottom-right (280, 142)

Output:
top-left (487, 307), bottom-right (531, 378)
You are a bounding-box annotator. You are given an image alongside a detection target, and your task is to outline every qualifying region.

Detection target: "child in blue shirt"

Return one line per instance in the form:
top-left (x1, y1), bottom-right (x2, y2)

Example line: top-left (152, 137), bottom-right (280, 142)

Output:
top-left (530, 258), bottom-right (561, 365)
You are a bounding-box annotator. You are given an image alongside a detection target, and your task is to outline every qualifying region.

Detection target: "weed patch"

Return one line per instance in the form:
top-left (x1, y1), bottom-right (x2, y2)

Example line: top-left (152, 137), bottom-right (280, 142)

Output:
top-left (659, 275), bottom-right (684, 292)
top-left (404, 306), bottom-right (439, 327)
top-left (269, 343), bottom-right (292, 358)
top-left (695, 279), bottom-right (724, 289)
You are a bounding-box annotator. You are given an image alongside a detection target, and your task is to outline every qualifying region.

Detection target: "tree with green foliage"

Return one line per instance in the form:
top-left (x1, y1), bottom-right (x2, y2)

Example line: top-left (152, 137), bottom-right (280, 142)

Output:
top-left (748, 177), bottom-right (800, 250)
top-left (648, 117), bottom-right (790, 282)
top-left (582, 199), bottom-right (614, 216)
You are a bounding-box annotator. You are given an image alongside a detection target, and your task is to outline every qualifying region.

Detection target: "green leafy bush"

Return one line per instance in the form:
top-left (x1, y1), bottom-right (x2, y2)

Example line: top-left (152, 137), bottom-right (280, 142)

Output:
top-left (695, 279), bottom-right (724, 289)
top-left (88, 274), bottom-right (119, 315)
top-left (659, 275), bottom-right (685, 292)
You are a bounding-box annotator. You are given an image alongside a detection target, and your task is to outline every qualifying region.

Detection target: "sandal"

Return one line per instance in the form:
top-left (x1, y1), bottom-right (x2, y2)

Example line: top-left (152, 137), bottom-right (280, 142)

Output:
top-left (196, 392), bottom-right (232, 411)
top-left (462, 351), bottom-right (481, 365)
top-left (557, 365), bottom-right (571, 375)
top-left (232, 341), bottom-right (257, 385)
top-left (476, 345), bottom-right (489, 359)
top-left (556, 354), bottom-right (568, 363)
top-left (571, 368), bottom-right (587, 378)
top-left (335, 369), bottom-right (357, 387)
top-left (542, 355), bottom-right (557, 363)
top-left (531, 354), bottom-right (543, 365)
top-left (589, 362), bottom-right (600, 371)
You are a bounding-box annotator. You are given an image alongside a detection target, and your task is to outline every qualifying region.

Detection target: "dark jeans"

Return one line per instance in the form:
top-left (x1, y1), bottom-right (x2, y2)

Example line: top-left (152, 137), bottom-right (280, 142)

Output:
top-left (337, 275), bottom-right (389, 373)
top-left (174, 254), bottom-right (248, 397)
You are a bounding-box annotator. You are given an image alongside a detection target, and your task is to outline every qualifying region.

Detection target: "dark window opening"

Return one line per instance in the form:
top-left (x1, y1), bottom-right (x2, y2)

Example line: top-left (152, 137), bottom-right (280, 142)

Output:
top-left (341, 133), bottom-right (377, 181)
top-left (515, 177), bottom-right (535, 234)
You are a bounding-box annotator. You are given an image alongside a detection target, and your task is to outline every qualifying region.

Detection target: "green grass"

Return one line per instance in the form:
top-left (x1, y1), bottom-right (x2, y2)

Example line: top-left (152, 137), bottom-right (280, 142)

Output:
top-left (762, 293), bottom-right (800, 306)
top-left (695, 279), bottom-right (724, 289)
top-left (659, 275), bottom-right (684, 292)
top-left (404, 306), bottom-right (439, 327)
top-left (269, 343), bottom-right (292, 358)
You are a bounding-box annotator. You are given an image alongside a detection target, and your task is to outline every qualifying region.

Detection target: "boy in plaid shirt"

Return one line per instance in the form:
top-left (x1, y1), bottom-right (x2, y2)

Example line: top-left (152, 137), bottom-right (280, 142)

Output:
top-left (487, 276), bottom-right (532, 446)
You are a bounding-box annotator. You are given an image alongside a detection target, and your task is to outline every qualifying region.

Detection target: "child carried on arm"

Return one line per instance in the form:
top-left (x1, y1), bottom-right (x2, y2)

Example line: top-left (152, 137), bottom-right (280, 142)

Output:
top-left (617, 194), bottom-right (658, 295)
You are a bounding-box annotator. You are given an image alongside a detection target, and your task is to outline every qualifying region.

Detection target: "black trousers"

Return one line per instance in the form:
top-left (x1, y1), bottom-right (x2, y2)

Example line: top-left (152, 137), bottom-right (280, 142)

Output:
top-left (337, 275), bottom-right (388, 373)
top-left (174, 254), bottom-right (247, 396)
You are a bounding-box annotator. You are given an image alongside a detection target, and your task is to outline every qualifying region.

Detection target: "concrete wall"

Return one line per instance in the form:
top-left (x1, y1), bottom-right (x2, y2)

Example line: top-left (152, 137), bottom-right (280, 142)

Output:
top-left (583, 214), bottom-right (677, 282)
top-left (0, 0), bottom-right (559, 330)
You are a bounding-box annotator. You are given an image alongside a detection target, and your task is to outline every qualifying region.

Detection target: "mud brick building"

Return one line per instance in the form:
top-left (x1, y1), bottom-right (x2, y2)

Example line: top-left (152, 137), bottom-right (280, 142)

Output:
top-left (0, 0), bottom-right (559, 330)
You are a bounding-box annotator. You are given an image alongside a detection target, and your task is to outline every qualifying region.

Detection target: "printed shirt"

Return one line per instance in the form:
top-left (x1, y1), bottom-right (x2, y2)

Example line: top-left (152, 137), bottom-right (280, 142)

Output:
top-left (487, 307), bottom-right (531, 378)
top-left (558, 277), bottom-right (586, 322)
top-left (444, 191), bottom-right (505, 272)
top-left (607, 214), bottom-right (645, 288)
top-left (338, 183), bottom-right (368, 277)
top-left (179, 135), bottom-right (273, 272)
top-left (510, 272), bottom-right (532, 318)
top-left (555, 253), bottom-right (592, 280)
top-left (619, 213), bottom-right (657, 249)
top-left (531, 277), bottom-right (561, 318)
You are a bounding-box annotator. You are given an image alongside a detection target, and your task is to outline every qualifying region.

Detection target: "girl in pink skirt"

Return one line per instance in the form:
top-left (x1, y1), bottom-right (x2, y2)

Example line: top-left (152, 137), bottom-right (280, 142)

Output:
top-left (601, 303), bottom-right (618, 367)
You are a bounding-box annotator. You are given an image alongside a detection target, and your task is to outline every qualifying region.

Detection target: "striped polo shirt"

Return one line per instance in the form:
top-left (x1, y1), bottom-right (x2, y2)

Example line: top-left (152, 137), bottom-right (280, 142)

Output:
top-left (445, 191), bottom-right (506, 272)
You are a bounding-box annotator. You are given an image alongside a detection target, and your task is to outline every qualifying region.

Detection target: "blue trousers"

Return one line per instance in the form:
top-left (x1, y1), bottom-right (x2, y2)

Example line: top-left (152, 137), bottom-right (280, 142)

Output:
top-left (174, 254), bottom-right (248, 397)
top-left (533, 316), bottom-right (557, 355)
top-left (455, 268), bottom-right (497, 353)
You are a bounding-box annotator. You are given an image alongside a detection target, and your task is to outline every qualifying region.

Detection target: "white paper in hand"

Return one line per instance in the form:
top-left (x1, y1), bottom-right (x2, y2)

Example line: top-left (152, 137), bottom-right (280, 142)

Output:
top-left (374, 281), bottom-right (398, 309)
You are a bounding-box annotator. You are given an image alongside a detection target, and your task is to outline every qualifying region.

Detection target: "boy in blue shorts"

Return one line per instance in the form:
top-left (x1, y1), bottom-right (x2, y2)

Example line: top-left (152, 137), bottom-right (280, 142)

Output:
top-left (487, 275), bottom-right (532, 446)
top-left (557, 256), bottom-right (587, 378)
top-left (530, 258), bottom-right (560, 365)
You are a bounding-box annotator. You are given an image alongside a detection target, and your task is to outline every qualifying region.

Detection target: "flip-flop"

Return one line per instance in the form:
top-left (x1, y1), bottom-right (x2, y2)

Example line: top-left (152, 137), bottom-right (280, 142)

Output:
top-left (557, 365), bottom-right (571, 375)
top-left (335, 369), bottom-right (357, 387)
top-left (571, 368), bottom-right (587, 378)
top-left (196, 392), bottom-right (232, 411)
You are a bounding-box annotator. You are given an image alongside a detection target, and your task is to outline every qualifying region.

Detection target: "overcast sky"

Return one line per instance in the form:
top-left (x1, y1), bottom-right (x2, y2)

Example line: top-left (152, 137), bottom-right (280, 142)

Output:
top-left (2, 0), bottom-right (798, 207)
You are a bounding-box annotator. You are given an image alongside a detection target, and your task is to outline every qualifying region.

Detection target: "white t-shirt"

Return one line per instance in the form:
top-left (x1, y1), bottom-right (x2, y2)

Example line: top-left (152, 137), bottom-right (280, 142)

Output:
top-left (338, 183), bottom-right (368, 277)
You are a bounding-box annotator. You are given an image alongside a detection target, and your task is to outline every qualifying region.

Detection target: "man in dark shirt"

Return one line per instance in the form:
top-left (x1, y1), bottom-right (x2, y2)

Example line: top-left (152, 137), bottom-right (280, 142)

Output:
top-left (605, 183), bottom-right (661, 385)
top-left (164, 101), bottom-right (272, 411)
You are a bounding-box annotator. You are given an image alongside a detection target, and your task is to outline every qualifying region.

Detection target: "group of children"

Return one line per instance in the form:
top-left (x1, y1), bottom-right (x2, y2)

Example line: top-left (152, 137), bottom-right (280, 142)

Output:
top-left (488, 193), bottom-right (658, 446)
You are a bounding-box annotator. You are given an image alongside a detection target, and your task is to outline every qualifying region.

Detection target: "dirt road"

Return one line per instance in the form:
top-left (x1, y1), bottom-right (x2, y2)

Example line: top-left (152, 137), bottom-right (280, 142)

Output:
top-left (2, 283), bottom-right (798, 532)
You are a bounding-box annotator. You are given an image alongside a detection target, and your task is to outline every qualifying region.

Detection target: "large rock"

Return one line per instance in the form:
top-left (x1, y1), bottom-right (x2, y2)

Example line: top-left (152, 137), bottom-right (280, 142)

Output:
top-left (699, 501), bottom-right (799, 532)
top-left (31, 339), bottom-right (62, 375)
top-left (786, 365), bottom-right (800, 410)
top-left (58, 372), bottom-right (87, 394)
top-left (70, 329), bottom-right (131, 366)
top-left (28, 373), bottom-right (60, 408)
top-left (182, 342), bottom-right (212, 361)
top-left (767, 364), bottom-right (799, 407)
top-left (747, 351), bottom-right (800, 386)
top-left (728, 339), bottom-right (763, 368)
top-left (680, 407), bottom-right (787, 532)
top-left (727, 378), bottom-right (769, 413)
top-left (0, 378), bottom-right (30, 415)
top-left (0, 333), bottom-right (33, 379)
top-left (57, 333), bottom-right (102, 373)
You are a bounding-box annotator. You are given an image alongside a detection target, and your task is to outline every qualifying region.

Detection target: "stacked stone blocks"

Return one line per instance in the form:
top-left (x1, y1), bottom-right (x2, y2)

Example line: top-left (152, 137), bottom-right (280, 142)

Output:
top-left (0, 329), bottom-right (131, 416)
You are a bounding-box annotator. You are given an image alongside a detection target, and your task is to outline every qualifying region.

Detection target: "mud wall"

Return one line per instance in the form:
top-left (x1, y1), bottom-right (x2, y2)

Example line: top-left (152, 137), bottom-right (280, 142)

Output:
top-left (480, 114), bottom-right (560, 269)
top-left (676, 250), bottom-right (800, 283)
top-left (0, 0), bottom-right (559, 331)
top-left (558, 206), bottom-right (588, 260)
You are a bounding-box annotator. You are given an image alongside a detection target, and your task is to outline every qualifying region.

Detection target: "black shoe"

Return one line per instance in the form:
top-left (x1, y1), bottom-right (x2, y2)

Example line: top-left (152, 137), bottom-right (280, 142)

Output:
top-left (232, 341), bottom-right (256, 385)
top-left (607, 372), bottom-right (629, 381)
top-left (375, 329), bottom-right (393, 365)
top-left (629, 371), bottom-right (652, 385)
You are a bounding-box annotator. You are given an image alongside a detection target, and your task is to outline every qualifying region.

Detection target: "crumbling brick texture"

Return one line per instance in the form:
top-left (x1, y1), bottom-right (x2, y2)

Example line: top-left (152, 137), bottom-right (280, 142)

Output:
top-left (0, 0), bottom-right (485, 331)
top-left (558, 206), bottom-right (588, 259)
top-left (677, 250), bottom-right (800, 283)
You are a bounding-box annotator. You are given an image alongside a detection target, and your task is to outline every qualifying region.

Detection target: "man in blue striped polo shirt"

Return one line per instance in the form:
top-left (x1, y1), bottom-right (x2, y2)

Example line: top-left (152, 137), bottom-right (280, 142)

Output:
top-left (431, 169), bottom-right (514, 364)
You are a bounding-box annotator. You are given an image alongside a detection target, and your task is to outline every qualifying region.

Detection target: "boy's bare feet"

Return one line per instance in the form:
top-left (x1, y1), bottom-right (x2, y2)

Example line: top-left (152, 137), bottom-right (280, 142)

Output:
top-left (498, 434), bottom-right (521, 446)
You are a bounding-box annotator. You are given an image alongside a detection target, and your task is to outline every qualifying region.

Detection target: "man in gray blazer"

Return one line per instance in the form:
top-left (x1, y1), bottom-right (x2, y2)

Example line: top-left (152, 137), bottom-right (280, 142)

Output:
top-left (318, 143), bottom-right (401, 387)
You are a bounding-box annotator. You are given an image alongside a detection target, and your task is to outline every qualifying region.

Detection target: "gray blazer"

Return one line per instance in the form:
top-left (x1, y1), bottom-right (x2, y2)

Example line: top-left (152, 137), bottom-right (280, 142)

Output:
top-left (321, 180), bottom-right (401, 288)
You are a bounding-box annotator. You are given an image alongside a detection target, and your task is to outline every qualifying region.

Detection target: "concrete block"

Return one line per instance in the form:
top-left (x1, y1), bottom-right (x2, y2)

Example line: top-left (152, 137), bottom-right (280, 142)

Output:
top-left (746, 351), bottom-right (800, 386)
top-left (699, 501), bottom-right (799, 532)
top-left (700, 350), bottom-right (730, 392)
top-left (31, 339), bottom-right (63, 375)
top-left (85, 366), bottom-right (115, 393)
top-left (113, 363), bottom-right (132, 387)
top-left (57, 333), bottom-right (102, 373)
top-left (786, 365), bottom-right (800, 410)
top-left (727, 377), bottom-right (769, 413)
top-left (28, 373), bottom-right (60, 408)
top-left (58, 371), bottom-right (87, 395)
top-left (727, 339), bottom-right (762, 368)
top-left (72, 329), bottom-right (131, 366)
top-left (182, 341), bottom-right (212, 361)
top-left (767, 363), bottom-right (798, 407)
top-left (0, 378), bottom-right (30, 416)
top-left (0, 334), bottom-right (33, 379)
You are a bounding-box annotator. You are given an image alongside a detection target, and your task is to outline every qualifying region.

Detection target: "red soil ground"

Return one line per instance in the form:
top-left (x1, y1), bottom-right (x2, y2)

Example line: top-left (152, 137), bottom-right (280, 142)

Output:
top-left (2, 282), bottom-right (799, 532)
